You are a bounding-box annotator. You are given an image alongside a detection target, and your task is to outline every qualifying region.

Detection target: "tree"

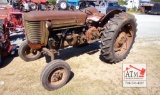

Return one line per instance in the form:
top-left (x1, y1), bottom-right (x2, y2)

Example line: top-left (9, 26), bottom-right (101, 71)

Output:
top-left (118, 0), bottom-right (127, 5)
top-left (48, 0), bottom-right (56, 5)
top-left (151, 0), bottom-right (160, 2)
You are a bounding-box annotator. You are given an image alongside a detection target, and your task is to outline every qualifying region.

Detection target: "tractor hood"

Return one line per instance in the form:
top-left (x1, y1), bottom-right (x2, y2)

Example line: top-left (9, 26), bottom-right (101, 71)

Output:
top-left (23, 10), bottom-right (87, 26)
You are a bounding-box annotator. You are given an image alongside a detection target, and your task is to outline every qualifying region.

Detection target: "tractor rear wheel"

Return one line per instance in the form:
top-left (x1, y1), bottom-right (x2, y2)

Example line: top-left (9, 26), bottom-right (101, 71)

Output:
top-left (18, 40), bottom-right (41, 61)
top-left (59, 1), bottom-right (67, 10)
top-left (100, 12), bottom-right (137, 63)
top-left (40, 60), bottom-right (71, 91)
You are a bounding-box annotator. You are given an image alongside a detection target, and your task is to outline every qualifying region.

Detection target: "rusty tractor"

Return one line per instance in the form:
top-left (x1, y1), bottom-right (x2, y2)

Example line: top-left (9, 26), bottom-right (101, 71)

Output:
top-left (19, 7), bottom-right (137, 90)
top-left (0, 0), bottom-right (49, 67)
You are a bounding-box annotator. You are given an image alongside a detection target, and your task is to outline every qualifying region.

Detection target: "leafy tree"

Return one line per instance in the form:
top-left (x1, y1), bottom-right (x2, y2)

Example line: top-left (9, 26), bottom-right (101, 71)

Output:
top-left (48, 0), bottom-right (56, 5)
top-left (118, 0), bottom-right (127, 5)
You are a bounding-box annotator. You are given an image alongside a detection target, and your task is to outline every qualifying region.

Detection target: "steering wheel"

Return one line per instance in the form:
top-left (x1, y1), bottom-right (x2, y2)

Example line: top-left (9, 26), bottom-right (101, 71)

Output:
top-left (80, 8), bottom-right (93, 15)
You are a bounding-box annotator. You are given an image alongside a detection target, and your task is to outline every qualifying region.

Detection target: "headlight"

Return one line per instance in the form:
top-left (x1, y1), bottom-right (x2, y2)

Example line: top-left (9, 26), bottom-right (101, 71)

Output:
top-left (30, 3), bottom-right (37, 10)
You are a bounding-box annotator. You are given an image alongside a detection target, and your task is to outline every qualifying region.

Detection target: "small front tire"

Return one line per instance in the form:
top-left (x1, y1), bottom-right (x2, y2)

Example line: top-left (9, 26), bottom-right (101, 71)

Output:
top-left (18, 41), bottom-right (41, 61)
top-left (40, 60), bottom-right (71, 91)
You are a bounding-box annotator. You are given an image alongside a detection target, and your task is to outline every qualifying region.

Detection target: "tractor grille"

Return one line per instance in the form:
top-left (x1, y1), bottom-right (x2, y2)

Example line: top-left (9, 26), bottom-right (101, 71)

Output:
top-left (25, 21), bottom-right (41, 44)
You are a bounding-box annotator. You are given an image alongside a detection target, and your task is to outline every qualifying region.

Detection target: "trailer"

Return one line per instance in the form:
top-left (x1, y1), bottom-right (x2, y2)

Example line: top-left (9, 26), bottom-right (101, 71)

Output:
top-left (140, 2), bottom-right (160, 15)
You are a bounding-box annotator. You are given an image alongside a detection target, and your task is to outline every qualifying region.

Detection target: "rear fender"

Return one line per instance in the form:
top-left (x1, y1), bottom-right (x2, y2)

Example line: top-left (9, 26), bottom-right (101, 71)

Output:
top-left (100, 9), bottom-right (123, 27)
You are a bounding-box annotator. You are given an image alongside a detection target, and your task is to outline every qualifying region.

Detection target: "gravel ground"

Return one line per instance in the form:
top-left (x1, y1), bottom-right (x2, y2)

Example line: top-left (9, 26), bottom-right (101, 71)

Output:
top-left (135, 14), bottom-right (160, 38)
top-left (0, 13), bottom-right (160, 95)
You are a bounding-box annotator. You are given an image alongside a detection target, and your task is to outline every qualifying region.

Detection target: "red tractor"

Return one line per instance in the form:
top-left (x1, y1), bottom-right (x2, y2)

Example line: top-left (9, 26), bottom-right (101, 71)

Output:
top-left (0, 0), bottom-right (48, 67)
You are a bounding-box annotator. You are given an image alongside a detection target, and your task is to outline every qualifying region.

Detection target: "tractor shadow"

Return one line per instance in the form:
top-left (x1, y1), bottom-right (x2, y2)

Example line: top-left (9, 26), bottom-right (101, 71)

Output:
top-left (1, 50), bottom-right (19, 68)
top-left (0, 33), bottom-right (25, 68)
top-left (67, 71), bottom-right (74, 84)
top-left (44, 42), bottom-right (100, 85)
top-left (45, 42), bottom-right (100, 63)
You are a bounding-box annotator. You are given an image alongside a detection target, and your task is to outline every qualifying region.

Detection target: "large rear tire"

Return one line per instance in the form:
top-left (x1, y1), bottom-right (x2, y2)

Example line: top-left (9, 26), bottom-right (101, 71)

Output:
top-left (40, 60), bottom-right (71, 91)
top-left (100, 12), bottom-right (137, 63)
top-left (18, 40), bottom-right (41, 61)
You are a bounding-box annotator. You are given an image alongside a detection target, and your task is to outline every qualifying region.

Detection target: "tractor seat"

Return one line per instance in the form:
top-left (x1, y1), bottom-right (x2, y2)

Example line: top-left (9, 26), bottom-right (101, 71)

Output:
top-left (81, 7), bottom-right (105, 21)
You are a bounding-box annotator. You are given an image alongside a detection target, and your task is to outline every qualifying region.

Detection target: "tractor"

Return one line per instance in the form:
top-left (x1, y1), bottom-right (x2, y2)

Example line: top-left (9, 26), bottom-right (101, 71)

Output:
top-left (56, 0), bottom-right (106, 10)
top-left (19, 6), bottom-right (137, 91)
top-left (0, 0), bottom-right (48, 67)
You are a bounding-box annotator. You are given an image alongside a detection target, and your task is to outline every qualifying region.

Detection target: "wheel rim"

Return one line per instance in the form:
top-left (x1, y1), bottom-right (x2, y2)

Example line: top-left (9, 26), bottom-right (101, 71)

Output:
top-left (114, 23), bottom-right (134, 56)
top-left (49, 67), bottom-right (67, 86)
top-left (24, 45), bottom-right (40, 58)
top-left (60, 2), bottom-right (67, 9)
top-left (75, 6), bottom-right (79, 10)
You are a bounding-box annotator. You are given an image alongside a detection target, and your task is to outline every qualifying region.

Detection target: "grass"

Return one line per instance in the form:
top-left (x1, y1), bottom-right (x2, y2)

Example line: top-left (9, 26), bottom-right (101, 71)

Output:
top-left (127, 9), bottom-right (143, 14)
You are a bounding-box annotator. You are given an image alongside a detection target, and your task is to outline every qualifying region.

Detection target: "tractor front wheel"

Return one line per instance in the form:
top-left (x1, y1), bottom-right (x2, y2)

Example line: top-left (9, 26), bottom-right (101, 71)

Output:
top-left (40, 60), bottom-right (71, 91)
top-left (18, 40), bottom-right (41, 61)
